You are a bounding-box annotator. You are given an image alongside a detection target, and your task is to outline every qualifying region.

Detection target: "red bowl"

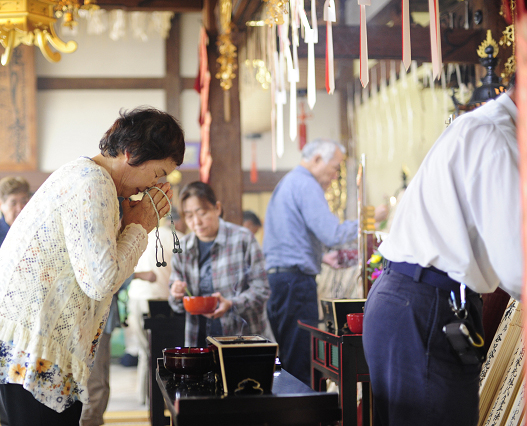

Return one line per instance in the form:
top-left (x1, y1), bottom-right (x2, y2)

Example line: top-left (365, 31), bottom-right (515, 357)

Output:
top-left (163, 347), bottom-right (214, 376)
top-left (183, 296), bottom-right (218, 315)
top-left (347, 313), bottom-right (364, 334)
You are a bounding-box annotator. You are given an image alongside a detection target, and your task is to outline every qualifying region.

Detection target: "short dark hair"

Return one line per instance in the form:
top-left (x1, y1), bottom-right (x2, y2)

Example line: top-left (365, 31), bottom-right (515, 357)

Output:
top-left (179, 181), bottom-right (217, 208)
top-left (99, 106), bottom-right (185, 167)
top-left (243, 210), bottom-right (261, 227)
top-left (0, 176), bottom-right (30, 201)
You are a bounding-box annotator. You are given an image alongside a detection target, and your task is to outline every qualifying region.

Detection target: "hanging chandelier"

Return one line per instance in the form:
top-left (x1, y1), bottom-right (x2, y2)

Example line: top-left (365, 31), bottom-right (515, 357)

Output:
top-left (0, 0), bottom-right (99, 66)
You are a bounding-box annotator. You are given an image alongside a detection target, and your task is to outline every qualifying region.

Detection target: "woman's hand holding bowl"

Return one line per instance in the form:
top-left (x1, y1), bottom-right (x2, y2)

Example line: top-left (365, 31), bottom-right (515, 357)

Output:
top-left (202, 292), bottom-right (232, 320)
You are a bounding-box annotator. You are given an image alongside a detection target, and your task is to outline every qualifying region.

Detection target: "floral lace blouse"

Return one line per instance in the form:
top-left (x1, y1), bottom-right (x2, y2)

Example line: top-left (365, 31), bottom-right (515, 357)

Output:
top-left (0, 157), bottom-right (147, 412)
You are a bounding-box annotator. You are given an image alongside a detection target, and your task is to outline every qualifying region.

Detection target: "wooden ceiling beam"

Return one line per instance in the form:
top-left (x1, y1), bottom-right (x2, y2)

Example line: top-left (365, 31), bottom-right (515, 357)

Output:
top-left (96, 0), bottom-right (203, 12)
top-left (297, 25), bottom-right (485, 63)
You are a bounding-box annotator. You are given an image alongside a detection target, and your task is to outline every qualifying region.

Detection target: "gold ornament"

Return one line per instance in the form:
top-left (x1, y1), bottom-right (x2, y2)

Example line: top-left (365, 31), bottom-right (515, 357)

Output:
top-left (477, 30), bottom-right (499, 58)
top-left (325, 160), bottom-right (347, 223)
top-left (166, 170), bottom-right (182, 185)
top-left (263, 0), bottom-right (289, 27)
top-left (500, 0), bottom-right (516, 82)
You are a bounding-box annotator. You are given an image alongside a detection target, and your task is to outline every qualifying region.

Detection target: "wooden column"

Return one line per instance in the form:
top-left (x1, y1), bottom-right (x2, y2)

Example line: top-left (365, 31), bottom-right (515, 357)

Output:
top-left (206, 34), bottom-right (243, 225)
top-left (0, 46), bottom-right (37, 172)
top-left (165, 14), bottom-right (181, 119)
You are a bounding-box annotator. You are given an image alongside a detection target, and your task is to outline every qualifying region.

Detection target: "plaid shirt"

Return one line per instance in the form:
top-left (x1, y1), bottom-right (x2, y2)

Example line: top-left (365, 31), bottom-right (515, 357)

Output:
top-left (169, 219), bottom-right (273, 346)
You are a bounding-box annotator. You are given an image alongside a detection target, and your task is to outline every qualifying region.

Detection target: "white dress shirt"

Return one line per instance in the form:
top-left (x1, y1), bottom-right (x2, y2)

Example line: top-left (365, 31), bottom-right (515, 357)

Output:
top-left (379, 93), bottom-right (521, 299)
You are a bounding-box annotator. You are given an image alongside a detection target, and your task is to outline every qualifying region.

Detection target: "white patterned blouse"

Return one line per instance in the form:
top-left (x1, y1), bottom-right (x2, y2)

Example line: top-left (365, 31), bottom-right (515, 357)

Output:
top-left (0, 157), bottom-right (147, 412)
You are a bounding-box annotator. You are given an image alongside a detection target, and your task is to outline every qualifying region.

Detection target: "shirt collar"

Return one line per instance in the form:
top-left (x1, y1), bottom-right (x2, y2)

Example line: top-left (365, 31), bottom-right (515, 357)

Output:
top-left (496, 92), bottom-right (517, 124)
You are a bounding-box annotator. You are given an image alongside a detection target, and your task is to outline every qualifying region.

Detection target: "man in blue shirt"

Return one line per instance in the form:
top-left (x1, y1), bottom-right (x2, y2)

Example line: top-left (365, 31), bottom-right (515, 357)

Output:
top-left (263, 138), bottom-right (358, 386)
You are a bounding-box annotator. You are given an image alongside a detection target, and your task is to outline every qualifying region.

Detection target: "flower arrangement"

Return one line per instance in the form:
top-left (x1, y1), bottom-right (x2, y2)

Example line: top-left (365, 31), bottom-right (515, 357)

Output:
top-left (367, 251), bottom-right (384, 283)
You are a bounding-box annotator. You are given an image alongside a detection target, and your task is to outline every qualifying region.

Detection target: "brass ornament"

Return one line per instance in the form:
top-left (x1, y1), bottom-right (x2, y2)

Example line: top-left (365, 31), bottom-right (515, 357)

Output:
top-left (263, 0), bottom-right (289, 27)
top-left (0, 0), bottom-right (99, 65)
top-left (499, 0), bottom-right (516, 82)
top-left (477, 30), bottom-right (499, 58)
top-left (325, 160), bottom-right (347, 223)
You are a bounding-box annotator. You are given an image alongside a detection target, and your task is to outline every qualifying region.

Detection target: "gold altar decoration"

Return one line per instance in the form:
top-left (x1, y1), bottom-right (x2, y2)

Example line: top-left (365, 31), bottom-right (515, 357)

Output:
top-left (263, 0), bottom-right (288, 26)
top-left (477, 30), bottom-right (499, 59)
top-left (499, 0), bottom-right (516, 82)
top-left (166, 169), bottom-right (182, 186)
top-left (326, 160), bottom-right (347, 223)
top-left (0, 0), bottom-right (98, 66)
top-left (216, 0), bottom-right (237, 122)
top-left (244, 19), bottom-right (271, 90)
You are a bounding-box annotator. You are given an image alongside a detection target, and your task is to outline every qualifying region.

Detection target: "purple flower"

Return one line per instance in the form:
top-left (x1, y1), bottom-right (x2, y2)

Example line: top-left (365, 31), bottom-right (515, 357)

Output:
top-left (371, 268), bottom-right (382, 280)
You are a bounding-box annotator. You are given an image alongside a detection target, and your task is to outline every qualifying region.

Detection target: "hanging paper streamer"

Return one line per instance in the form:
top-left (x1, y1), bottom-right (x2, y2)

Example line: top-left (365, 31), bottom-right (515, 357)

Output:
top-left (359, 0), bottom-right (370, 87)
top-left (311, 0), bottom-right (318, 43)
top-left (268, 24), bottom-right (277, 172)
top-left (285, 46), bottom-right (298, 142)
top-left (300, 9), bottom-right (316, 109)
top-left (428, 0), bottom-right (442, 79)
top-left (324, 0), bottom-right (336, 94)
top-left (289, 0), bottom-right (300, 143)
top-left (195, 26), bottom-right (212, 183)
top-left (250, 140), bottom-right (258, 183)
top-left (402, 0), bottom-right (411, 71)
top-left (275, 48), bottom-right (287, 158)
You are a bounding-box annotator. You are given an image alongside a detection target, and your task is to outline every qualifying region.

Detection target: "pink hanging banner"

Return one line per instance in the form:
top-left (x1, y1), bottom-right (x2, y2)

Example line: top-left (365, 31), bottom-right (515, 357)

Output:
top-left (428, 0), bottom-right (442, 79)
top-left (324, 0), bottom-right (336, 94)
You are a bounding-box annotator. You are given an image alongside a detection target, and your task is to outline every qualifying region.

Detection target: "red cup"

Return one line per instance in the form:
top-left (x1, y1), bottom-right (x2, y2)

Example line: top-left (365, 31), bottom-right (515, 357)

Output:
top-left (347, 313), bottom-right (364, 334)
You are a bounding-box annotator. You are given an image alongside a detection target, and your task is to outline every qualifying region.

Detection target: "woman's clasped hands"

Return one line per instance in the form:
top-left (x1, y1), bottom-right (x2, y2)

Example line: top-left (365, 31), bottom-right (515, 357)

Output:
top-left (120, 182), bottom-right (173, 234)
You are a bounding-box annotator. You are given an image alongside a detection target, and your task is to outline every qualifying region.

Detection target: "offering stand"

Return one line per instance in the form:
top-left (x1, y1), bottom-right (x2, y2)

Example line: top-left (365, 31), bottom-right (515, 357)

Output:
top-left (144, 301), bottom-right (186, 426)
top-left (156, 359), bottom-right (341, 426)
top-left (297, 320), bottom-right (371, 426)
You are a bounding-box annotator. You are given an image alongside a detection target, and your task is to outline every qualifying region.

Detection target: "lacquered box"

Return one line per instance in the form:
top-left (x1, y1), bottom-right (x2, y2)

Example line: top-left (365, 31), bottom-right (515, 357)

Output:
top-left (206, 335), bottom-right (278, 396)
top-left (320, 298), bottom-right (366, 332)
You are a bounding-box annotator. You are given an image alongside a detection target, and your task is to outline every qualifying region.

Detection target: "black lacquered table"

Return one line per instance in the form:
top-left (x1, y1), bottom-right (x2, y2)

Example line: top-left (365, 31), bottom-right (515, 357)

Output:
top-left (156, 359), bottom-right (341, 426)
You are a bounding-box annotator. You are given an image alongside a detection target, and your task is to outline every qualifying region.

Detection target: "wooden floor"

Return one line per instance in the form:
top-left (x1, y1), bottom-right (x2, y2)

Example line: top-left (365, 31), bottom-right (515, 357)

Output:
top-left (103, 410), bottom-right (149, 426)
top-left (105, 361), bottom-right (150, 425)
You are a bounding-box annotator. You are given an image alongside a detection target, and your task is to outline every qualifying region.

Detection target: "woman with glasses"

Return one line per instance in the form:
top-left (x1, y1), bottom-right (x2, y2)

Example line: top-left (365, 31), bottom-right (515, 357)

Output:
top-left (168, 181), bottom-right (273, 347)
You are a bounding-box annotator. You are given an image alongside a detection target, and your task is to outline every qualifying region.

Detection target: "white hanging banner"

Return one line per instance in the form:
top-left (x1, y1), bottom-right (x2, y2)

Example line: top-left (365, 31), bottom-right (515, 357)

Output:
top-left (324, 0), bottom-right (336, 94)
top-left (311, 0), bottom-right (318, 44)
top-left (402, 0), bottom-right (411, 71)
top-left (275, 44), bottom-right (287, 158)
top-left (286, 46), bottom-right (298, 142)
top-left (428, 0), bottom-right (442, 79)
top-left (269, 26), bottom-right (277, 171)
top-left (300, 9), bottom-right (316, 109)
top-left (358, 0), bottom-right (370, 87)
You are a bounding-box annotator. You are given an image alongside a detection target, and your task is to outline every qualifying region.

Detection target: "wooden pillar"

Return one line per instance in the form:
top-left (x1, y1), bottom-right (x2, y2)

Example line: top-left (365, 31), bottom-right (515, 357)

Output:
top-left (207, 34), bottom-right (243, 225)
top-left (0, 46), bottom-right (37, 172)
top-left (165, 14), bottom-right (181, 119)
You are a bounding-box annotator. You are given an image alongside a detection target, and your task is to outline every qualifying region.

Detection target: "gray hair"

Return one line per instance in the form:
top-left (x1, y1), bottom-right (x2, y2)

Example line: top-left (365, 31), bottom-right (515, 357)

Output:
top-left (301, 138), bottom-right (346, 163)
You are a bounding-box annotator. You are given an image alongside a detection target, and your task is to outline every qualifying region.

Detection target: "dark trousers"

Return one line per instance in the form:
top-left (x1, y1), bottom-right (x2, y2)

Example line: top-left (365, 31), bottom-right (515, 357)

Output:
top-left (363, 265), bottom-right (483, 426)
top-left (267, 272), bottom-right (318, 386)
top-left (0, 383), bottom-right (82, 426)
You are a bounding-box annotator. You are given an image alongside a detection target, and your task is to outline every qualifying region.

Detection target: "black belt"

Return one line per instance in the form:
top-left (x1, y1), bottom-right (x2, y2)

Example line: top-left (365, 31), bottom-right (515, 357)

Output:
top-left (386, 261), bottom-right (473, 294)
top-left (267, 266), bottom-right (302, 275)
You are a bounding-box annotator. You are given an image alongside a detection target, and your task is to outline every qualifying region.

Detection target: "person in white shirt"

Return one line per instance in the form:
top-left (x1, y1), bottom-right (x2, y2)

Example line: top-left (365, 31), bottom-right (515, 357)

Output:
top-left (363, 74), bottom-right (520, 426)
top-left (126, 222), bottom-right (174, 405)
top-left (0, 106), bottom-right (185, 426)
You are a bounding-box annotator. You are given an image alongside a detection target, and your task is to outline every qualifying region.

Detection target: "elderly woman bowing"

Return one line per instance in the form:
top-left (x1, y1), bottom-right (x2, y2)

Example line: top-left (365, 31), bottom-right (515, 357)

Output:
top-left (0, 106), bottom-right (185, 426)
